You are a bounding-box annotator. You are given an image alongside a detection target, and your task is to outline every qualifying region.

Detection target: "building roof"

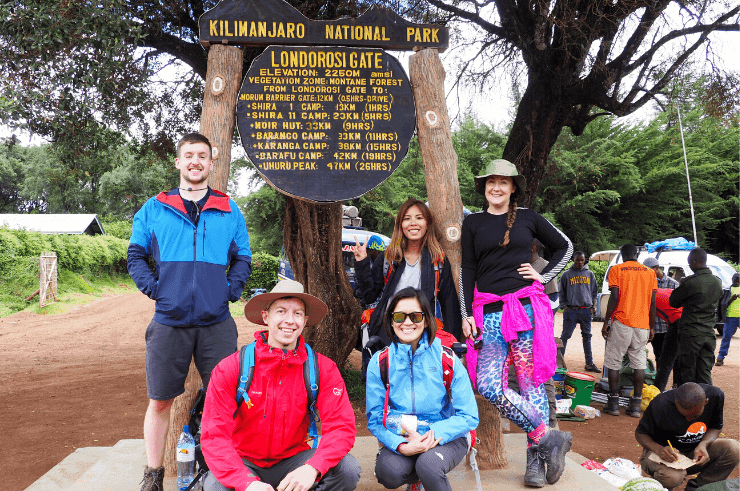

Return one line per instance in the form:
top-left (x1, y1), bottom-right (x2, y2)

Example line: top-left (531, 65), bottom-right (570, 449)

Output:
top-left (0, 214), bottom-right (105, 235)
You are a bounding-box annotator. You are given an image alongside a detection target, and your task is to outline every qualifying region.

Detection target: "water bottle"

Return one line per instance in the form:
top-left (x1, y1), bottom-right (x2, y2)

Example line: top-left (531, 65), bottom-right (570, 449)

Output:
top-left (385, 414), bottom-right (431, 436)
top-left (176, 425), bottom-right (196, 491)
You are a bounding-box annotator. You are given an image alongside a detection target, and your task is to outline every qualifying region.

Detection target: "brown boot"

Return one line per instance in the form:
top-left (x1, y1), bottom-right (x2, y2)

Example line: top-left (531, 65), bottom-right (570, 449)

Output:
top-left (141, 466), bottom-right (164, 491)
top-left (627, 396), bottom-right (642, 418)
top-left (603, 394), bottom-right (620, 416)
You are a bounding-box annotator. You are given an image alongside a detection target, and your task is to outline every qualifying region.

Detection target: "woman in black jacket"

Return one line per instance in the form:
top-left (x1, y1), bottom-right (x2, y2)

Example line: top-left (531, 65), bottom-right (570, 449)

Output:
top-left (354, 198), bottom-right (461, 376)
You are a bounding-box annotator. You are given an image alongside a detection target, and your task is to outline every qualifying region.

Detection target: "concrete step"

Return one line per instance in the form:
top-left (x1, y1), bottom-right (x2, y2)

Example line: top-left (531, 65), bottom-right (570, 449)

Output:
top-left (26, 447), bottom-right (110, 491)
top-left (27, 434), bottom-right (618, 491)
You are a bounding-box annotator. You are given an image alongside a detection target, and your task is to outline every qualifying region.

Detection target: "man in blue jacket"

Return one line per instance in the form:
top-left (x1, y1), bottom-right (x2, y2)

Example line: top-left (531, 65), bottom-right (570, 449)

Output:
top-left (128, 133), bottom-right (252, 491)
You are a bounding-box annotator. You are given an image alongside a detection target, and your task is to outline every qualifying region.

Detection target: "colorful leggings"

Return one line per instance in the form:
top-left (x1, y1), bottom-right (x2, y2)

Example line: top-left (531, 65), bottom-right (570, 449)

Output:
top-left (476, 305), bottom-right (548, 434)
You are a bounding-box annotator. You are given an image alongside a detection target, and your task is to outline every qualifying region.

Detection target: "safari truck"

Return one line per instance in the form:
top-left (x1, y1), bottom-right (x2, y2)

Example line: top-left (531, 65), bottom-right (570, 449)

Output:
top-left (278, 205), bottom-right (391, 288)
top-left (595, 238), bottom-right (736, 335)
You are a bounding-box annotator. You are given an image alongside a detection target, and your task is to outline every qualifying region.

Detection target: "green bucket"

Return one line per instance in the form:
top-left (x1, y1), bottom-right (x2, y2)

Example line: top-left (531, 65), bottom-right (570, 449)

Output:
top-left (564, 371), bottom-right (596, 407)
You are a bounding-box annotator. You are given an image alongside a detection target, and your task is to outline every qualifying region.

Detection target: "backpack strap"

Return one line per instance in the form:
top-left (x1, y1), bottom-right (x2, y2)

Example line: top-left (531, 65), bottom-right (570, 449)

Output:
top-left (377, 347), bottom-right (391, 428)
top-left (303, 342), bottom-right (321, 449)
top-left (441, 345), bottom-right (455, 395)
top-left (234, 342), bottom-right (256, 418)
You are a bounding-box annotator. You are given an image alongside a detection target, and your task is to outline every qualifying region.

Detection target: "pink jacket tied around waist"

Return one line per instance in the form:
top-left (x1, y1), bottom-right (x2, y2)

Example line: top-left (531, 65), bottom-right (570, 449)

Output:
top-left (467, 281), bottom-right (556, 387)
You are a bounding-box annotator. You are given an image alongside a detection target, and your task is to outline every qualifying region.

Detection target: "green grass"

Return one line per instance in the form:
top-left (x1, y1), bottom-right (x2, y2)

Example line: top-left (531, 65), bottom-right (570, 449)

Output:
top-left (0, 268), bottom-right (137, 318)
top-left (340, 360), bottom-right (366, 406)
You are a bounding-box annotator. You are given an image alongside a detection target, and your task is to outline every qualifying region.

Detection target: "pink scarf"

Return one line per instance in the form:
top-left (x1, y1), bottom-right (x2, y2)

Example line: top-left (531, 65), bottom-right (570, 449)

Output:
top-left (468, 282), bottom-right (556, 387)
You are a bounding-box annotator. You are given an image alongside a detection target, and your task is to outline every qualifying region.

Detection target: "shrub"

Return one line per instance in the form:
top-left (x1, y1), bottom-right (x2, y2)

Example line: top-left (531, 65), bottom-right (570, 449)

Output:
top-left (101, 219), bottom-right (133, 241)
top-left (243, 252), bottom-right (279, 295)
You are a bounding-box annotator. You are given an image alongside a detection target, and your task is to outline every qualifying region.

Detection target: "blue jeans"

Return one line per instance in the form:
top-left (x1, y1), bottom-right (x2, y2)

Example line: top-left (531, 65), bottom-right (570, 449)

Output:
top-left (560, 308), bottom-right (594, 365)
top-left (718, 316), bottom-right (739, 360)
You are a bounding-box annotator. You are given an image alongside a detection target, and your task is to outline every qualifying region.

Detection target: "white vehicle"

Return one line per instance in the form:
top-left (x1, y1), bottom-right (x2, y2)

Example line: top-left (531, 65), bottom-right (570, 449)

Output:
top-left (595, 244), bottom-right (735, 333)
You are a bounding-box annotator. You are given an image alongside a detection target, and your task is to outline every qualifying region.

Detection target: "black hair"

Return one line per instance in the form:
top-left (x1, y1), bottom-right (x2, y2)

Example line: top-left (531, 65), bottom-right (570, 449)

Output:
top-left (675, 382), bottom-right (706, 409)
top-left (573, 250), bottom-right (586, 259)
top-left (688, 247), bottom-right (708, 265)
top-left (383, 287), bottom-right (437, 345)
top-left (620, 243), bottom-right (637, 260)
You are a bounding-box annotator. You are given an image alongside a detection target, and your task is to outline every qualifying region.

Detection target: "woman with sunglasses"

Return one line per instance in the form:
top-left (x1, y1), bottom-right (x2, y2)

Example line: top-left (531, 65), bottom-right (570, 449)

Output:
top-left (354, 198), bottom-right (462, 377)
top-left (460, 160), bottom-right (573, 487)
top-left (366, 287), bottom-right (478, 491)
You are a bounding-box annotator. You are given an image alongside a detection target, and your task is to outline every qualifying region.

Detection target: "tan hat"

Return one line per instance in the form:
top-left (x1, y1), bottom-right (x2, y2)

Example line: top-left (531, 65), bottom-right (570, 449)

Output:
top-left (244, 280), bottom-right (328, 327)
top-left (474, 159), bottom-right (526, 195)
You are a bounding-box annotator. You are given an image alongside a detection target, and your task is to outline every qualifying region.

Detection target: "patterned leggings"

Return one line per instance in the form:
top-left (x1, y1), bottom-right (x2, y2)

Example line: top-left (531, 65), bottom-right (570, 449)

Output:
top-left (477, 305), bottom-right (549, 435)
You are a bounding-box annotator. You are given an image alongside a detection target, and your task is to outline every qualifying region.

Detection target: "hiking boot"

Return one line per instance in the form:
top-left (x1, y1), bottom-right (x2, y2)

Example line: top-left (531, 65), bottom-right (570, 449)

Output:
top-left (603, 394), bottom-right (620, 416)
top-left (140, 466), bottom-right (164, 491)
top-left (715, 358), bottom-right (724, 366)
top-left (627, 396), bottom-right (642, 418)
top-left (524, 445), bottom-right (546, 487)
top-left (537, 429), bottom-right (572, 484)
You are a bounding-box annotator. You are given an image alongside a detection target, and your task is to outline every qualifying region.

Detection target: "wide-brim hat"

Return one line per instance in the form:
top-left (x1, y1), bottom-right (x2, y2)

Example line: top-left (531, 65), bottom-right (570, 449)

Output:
top-left (244, 279), bottom-right (328, 327)
top-left (474, 159), bottom-right (526, 195)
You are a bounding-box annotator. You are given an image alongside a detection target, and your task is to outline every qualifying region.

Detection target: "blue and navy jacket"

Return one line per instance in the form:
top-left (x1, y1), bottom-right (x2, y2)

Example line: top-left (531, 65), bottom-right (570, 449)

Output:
top-left (127, 188), bottom-right (252, 327)
top-left (366, 333), bottom-right (479, 453)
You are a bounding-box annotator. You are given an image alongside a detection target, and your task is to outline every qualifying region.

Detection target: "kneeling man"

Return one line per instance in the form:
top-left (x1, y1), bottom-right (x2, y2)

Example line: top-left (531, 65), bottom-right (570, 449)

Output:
top-left (201, 280), bottom-right (361, 491)
top-left (635, 382), bottom-right (739, 491)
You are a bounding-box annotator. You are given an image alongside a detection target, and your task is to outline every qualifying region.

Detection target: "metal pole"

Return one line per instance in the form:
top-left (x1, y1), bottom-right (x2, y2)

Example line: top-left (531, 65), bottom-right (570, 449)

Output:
top-left (676, 106), bottom-right (699, 246)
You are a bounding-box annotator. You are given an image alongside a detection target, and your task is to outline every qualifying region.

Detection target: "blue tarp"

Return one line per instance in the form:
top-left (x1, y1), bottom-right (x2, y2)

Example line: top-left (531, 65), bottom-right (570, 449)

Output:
top-left (644, 237), bottom-right (695, 253)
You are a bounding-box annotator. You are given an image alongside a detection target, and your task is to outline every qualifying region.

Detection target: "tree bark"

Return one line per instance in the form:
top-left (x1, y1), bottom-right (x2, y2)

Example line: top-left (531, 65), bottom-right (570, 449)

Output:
top-left (503, 74), bottom-right (568, 208)
top-left (283, 197), bottom-right (362, 365)
top-left (409, 48), bottom-right (466, 283)
top-left (409, 48), bottom-right (505, 469)
top-left (164, 361), bottom-right (202, 477)
top-left (163, 44), bottom-right (243, 477)
top-left (473, 394), bottom-right (508, 469)
top-left (201, 44), bottom-right (244, 193)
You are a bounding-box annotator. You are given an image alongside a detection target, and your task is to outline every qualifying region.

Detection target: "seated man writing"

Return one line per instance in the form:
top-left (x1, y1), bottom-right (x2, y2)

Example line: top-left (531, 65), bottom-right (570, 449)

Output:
top-left (635, 382), bottom-right (739, 491)
top-left (201, 280), bottom-right (361, 491)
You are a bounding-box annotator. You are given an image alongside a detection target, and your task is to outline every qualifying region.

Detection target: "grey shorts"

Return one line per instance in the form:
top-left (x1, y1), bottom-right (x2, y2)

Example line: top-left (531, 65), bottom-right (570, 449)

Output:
top-left (145, 317), bottom-right (238, 400)
top-left (604, 318), bottom-right (649, 371)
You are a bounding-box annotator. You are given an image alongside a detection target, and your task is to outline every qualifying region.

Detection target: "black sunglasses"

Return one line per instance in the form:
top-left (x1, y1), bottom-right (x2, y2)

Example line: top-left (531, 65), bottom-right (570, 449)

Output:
top-left (391, 311), bottom-right (425, 323)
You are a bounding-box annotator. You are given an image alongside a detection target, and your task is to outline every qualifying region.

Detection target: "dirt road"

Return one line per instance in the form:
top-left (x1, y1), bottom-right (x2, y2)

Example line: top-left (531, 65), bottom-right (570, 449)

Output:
top-left (2, 292), bottom-right (738, 490)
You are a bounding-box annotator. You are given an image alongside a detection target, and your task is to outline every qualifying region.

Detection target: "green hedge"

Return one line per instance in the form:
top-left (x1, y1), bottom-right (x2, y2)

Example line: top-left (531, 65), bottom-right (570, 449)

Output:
top-left (0, 228), bottom-right (128, 276)
top-left (243, 252), bottom-right (279, 296)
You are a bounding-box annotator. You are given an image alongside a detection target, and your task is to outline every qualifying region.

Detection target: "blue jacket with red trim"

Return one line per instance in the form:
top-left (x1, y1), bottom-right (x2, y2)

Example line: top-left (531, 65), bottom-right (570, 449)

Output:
top-left (127, 188), bottom-right (252, 327)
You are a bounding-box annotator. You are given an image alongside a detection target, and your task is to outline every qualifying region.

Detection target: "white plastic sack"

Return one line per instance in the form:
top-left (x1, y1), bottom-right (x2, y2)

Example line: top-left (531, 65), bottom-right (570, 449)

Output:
top-left (602, 457), bottom-right (642, 480)
top-left (592, 468), bottom-right (628, 488)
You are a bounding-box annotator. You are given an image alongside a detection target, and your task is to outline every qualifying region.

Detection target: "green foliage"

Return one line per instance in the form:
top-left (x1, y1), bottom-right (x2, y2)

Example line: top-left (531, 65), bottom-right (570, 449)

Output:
top-left (101, 218), bottom-right (134, 241)
top-left (339, 361), bottom-right (365, 405)
top-left (244, 252), bottom-right (279, 294)
top-left (0, 228), bottom-right (128, 276)
top-left (238, 187), bottom-right (286, 257)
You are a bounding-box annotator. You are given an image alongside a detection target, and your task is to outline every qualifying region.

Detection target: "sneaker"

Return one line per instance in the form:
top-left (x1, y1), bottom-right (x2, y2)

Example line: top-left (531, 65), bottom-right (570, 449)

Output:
top-left (537, 429), bottom-right (572, 484)
top-left (524, 445), bottom-right (546, 487)
top-left (584, 363), bottom-right (600, 373)
top-left (715, 358), bottom-right (724, 366)
top-left (140, 466), bottom-right (164, 491)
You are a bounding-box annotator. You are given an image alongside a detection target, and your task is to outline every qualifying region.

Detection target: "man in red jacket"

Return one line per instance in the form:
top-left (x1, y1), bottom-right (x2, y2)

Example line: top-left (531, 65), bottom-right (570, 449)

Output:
top-left (201, 280), bottom-right (360, 491)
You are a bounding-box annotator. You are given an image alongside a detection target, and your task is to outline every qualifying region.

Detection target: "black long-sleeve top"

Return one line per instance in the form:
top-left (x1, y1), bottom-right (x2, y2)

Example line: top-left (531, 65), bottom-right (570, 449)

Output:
top-left (459, 208), bottom-right (572, 318)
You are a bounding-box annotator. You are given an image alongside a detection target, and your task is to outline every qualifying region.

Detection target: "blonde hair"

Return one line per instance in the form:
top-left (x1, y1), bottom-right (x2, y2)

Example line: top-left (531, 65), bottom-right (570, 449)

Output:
top-left (386, 199), bottom-right (445, 264)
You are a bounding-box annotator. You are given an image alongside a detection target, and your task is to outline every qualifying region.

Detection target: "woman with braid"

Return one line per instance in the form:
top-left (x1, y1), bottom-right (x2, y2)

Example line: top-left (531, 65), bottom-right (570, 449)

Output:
top-left (460, 159), bottom-right (573, 488)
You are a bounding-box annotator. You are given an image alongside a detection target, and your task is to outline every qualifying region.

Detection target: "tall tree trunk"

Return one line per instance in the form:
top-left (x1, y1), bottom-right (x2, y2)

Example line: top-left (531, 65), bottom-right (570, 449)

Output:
top-left (409, 48), bottom-right (466, 282)
top-left (202, 44), bottom-right (243, 193)
top-left (164, 44), bottom-right (243, 477)
top-left (284, 197), bottom-right (361, 365)
top-left (164, 361), bottom-right (201, 477)
top-left (503, 75), bottom-right (568, 208)
top-left (409, 48), bottom-right (506, 470)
